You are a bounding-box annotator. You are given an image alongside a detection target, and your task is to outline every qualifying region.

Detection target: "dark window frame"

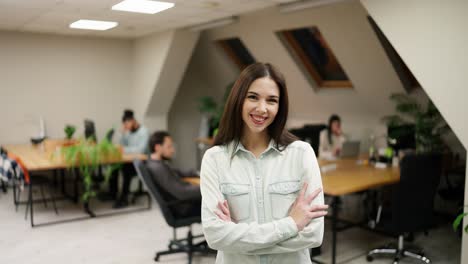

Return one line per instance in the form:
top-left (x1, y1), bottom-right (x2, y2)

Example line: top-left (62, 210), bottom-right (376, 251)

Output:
top-left (217, 37), bottom-right (255, 70)
top-left (278, 26), bottom-right (352, 89)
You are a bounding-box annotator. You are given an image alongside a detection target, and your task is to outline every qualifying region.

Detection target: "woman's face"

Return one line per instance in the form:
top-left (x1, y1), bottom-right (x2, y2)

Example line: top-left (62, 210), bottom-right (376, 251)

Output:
top-left (242, 77), bottom-right (280, 135)
top-left (331, 120), bottom-right (341, 135)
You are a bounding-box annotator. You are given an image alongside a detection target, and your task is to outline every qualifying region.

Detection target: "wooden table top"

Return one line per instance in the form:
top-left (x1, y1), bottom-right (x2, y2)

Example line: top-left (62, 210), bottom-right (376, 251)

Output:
top-left (182, 177), bottom-right (201, 185)
top-left (2, 141), bottom-right (146, 172)
top-left (319, 157), bottom-right (399, 196)
top-left (182, 157), bottom-right (399, 197)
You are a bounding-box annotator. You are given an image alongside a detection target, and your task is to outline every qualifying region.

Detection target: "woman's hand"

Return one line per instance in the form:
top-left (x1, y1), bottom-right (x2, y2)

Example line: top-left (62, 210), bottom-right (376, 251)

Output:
top-left (289, 182), bottom-right (328, 231)
top-left (215, 200), bottom-right (233, 222)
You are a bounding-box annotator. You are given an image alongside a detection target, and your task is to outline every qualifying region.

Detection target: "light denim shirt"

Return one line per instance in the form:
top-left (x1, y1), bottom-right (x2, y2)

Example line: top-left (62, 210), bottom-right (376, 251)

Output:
top-left (119, 125), bottom-right (149, 154)
top-left (200, 140), bottom-right (324, 264)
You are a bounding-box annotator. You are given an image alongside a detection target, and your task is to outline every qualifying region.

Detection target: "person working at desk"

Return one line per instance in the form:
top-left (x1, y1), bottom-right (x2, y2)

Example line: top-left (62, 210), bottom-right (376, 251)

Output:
top-left (319, 114), bottom-right (346, 159)
top-left (146, 131), bottom-right (201, 217)
top-left (107, 109), bottom-right (149, 208)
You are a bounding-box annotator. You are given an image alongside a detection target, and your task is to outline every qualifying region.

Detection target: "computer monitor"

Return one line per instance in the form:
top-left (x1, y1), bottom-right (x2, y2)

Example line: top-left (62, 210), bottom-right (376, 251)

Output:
top-left (105, 128), bottom-right (114, 142)
top-left (387, 124), bottom-right (416, 151)
top-left (84, 119), bottom-right (97, 142)
top-left (340, 141), bottom-right (360, 158)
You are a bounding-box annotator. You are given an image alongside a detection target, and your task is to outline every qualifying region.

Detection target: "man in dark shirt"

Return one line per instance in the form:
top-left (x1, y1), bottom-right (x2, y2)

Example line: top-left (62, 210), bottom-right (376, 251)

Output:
top-left (147, 131), bottom-right (201, 217)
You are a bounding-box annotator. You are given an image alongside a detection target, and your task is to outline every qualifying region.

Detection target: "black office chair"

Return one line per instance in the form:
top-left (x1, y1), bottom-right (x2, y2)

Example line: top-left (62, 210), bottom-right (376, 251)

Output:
top-left (133, 159), bottom-right (213, 264)
top-left (290, 124), bottom-right (326, 156)
top-left (367, 153), bottom-right (442, 264)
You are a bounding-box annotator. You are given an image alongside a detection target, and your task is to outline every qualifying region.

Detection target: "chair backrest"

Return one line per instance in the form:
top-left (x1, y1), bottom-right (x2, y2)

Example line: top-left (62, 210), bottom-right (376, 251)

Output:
top-left (388, 124), bottom-right (416, 152)
top-left (392, 153), bottom-right (442, 232)
top-left (290, 124), bottom-right (326, 156)
top-left (133, 159), bottom-right (176, 227)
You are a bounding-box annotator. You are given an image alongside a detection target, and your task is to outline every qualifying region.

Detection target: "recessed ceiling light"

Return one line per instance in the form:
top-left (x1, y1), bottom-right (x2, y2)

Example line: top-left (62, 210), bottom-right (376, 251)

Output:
top-left (69, 19), bottom-right (118, 30)
top-left (112, 0), bottom-right (174, 14)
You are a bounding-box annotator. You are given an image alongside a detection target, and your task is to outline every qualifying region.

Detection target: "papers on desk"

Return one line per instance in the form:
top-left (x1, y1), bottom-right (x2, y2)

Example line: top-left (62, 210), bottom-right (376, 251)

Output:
top-left (374, 162), bottom-right (388, 169)
top-left (321, 163), bottom-right (337, 174)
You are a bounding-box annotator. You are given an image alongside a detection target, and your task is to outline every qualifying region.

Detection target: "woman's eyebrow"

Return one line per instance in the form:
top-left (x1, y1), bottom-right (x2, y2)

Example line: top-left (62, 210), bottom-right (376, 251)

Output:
top-left (247, 91), bottom-right (279, 98)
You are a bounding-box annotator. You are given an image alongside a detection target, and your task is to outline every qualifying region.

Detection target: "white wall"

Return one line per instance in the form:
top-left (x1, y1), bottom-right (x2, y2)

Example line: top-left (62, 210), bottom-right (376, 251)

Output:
top-left (0, 31), bottom-right (132, 144)
top-left (133, 29), bottom-right (199, 133)
top-left (360, 0), bottom-right (468, 262)
top-left (0, 28), bottom-right (199, 146)
top-left (132, 30), bottom-right (174, 129)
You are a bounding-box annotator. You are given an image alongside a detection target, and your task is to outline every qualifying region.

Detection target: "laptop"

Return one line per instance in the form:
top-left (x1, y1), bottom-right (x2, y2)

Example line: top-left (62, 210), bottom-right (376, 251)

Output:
top-left (340, 141), bottom-right (360, 158)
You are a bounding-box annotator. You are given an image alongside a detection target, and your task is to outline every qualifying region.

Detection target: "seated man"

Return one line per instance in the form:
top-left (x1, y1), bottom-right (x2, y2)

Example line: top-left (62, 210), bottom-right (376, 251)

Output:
top-left (147, 131), bottom-right (201, 217)
top-left (108, 109), bottom-right (149, 208)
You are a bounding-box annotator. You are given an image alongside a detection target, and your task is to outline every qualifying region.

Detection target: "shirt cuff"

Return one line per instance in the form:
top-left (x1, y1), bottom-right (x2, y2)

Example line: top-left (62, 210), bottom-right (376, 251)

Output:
top-left (276, 216), bottom-right (299, 239)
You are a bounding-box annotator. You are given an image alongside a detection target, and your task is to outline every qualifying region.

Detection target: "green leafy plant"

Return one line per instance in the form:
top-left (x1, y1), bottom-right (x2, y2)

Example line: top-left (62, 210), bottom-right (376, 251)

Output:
top-left (64, 125), bottom-right (76, 140)
top-left (197, 82), bottom-right (233, 131)
top-left (453, 207), bottom-right (468, 234)
top-left (58, 133), bottom-right (122, 202)
top-left (382, 93), bottom-right (450, 153)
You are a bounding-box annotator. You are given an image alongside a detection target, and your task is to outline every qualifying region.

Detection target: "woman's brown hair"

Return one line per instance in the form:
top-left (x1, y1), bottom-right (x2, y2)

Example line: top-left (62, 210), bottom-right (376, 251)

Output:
top-left (214, 62), bottom-right (297, 150)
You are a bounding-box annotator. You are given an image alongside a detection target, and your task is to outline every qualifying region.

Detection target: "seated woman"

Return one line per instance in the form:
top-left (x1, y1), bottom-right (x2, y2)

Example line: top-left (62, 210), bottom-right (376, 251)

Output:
top-left (319, 114), bottom-right (346, 159)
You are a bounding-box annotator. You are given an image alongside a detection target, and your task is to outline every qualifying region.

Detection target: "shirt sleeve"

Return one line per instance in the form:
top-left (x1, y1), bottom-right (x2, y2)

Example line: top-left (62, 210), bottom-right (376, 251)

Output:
top-left (319, 130), bottom-right (332, 158)
top-left (200, 149), bottom-right (299, 254)
top-left (174, 168), bottom-right (199, 178)
top-left (123, 128), bottom-right (149, 154)
top-left (242, 144), bottom-right (325, 255)
top-left (149, 163), bottom-right (201, 201)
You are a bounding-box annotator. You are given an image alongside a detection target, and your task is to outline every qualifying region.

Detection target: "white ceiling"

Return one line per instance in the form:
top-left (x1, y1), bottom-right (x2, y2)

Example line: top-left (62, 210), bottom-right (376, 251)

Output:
top-left (0, 0), bottom-right (299, 38)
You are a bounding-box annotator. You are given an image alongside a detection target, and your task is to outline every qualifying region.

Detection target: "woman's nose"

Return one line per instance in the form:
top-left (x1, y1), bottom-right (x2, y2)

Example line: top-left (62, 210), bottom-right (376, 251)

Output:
top-left (256, 100), bottom-right (267, 113)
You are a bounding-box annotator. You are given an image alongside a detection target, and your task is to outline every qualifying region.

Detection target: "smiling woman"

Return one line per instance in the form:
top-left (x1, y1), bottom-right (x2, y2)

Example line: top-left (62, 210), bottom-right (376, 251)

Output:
top-left (200, 63), bottom-right (328, 264)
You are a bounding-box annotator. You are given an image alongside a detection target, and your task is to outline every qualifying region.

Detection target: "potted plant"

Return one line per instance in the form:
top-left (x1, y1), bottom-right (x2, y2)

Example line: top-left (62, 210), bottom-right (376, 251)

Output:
top-left (382, 93), bottom-right (449, 153)
top-left (453, 207), bottom-right (468, 234)
top-left (197, 82), bottom-right (233, 138)
top-left (57, 131), bottom-right (122, 204)
top-left (198, 96), bottom-right (218, 138)
top-left (64, 124), bottom-right (76, 140)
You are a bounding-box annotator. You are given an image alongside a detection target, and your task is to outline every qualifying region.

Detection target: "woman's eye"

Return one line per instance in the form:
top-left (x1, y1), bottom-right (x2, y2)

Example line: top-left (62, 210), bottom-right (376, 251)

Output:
top-left (268, 99), bottom-right (278, 103)
top-left (247, 95), bottom-right (257, 100)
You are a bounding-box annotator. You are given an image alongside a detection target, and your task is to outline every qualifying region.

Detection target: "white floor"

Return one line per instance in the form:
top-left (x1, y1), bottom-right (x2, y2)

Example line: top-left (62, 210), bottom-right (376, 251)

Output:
top-left (0, 186), bottom-right (461, 264)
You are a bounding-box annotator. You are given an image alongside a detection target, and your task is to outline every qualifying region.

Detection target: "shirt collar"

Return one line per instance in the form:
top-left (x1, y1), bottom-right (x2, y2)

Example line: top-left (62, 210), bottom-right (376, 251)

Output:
top-left (230, 139), bottom-right (284, 157)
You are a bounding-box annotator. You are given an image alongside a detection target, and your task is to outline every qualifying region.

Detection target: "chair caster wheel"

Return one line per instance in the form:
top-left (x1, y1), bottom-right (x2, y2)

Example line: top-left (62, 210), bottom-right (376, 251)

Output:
top-left (366, 255), bottom-right (374, 262)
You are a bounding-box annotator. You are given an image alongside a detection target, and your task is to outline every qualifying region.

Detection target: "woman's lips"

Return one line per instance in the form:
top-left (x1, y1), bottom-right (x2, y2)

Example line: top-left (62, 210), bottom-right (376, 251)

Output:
top-left (250, 114), bottom-right (267, 125)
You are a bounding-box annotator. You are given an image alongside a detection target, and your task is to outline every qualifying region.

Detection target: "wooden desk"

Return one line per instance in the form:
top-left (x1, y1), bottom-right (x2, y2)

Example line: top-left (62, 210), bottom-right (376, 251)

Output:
top-left (319, 158), bottom-right (399, 196)
top-left (1, 141), bottom-right (149, 227)
top-left (2, 142), bottom-right (146, 172)
top-left (182, 177), bottom-right (200, 186)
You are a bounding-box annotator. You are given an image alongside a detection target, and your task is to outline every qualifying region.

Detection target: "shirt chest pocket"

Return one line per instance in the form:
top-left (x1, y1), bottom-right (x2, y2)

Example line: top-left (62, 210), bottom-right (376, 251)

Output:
top-left (220, 183), bottom-right (251, 222)
top-left (268, 180), bottom-right (301, 220)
